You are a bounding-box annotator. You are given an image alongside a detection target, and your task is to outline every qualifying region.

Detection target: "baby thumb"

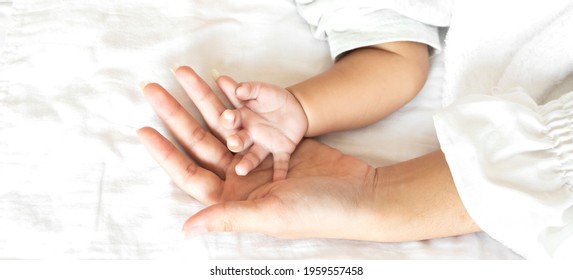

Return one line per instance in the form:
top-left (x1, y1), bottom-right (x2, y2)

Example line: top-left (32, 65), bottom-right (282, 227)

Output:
top-left (235, 82), bottom-right (263, 101)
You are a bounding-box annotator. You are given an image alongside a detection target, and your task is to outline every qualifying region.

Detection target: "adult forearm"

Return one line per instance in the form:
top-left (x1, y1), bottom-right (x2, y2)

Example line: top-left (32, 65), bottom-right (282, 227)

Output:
top-left (366, 150), bottom-right (480, 242)
top-left (288, 42), bottom-right (429, 137)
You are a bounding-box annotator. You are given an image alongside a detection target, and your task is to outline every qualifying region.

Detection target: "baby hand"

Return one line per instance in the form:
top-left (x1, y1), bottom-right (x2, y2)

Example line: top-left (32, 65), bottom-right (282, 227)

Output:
top-left (215, 75), bottom-right (308, 181)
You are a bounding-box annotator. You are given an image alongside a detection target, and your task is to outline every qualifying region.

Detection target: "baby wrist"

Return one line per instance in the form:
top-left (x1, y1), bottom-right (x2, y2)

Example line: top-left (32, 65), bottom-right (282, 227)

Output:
top-left (285, 86), bottom-right (311, 137)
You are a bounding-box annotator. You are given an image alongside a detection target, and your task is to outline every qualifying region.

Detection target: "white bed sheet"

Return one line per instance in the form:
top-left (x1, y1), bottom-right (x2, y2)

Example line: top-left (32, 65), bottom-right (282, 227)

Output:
top-left (0, 1), bottom-right (9, 48)
top-left (0, 0), bottom-right (521, 259)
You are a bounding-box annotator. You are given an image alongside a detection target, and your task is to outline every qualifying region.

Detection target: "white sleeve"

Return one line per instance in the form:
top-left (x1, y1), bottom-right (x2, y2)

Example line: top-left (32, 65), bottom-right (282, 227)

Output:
top-left (294, 0), bottom-right (450, 59)
top-left (433, 88), bottom-right (573, 259)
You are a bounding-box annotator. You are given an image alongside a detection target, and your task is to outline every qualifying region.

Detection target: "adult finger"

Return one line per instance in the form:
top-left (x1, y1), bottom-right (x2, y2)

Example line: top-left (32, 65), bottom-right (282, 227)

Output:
top-left (182, 199), bottom-right (286, 238)
top-left (173, 66), bottom-right (233, 140)
top-left (137, 127), bottom-right (223, 205)
top-left (142, 83), bottom-right (232, 178)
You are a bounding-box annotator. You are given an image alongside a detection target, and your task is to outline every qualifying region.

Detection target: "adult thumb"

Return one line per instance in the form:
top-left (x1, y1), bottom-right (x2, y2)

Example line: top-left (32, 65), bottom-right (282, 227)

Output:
top-left (182, 199), bottom-right (277, 239)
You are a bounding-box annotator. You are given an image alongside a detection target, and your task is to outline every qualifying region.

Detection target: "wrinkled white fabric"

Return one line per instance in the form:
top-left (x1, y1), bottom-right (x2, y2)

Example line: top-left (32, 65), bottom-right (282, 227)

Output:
top-left (0, 1), bottom-right (9, 48)
top-left (294, 0), bottom-right (452, 58)
top-left (435, 0), bottom-right (573, 259)
top-left (435, 89), bottom-right (573, 259)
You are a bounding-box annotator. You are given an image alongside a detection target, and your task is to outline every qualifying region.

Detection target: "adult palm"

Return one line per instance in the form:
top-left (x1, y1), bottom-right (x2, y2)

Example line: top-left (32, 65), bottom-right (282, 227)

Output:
top-left (138, 66), bottom-right (478, 241)
top-left (137, 67), bottom-right (379, 240)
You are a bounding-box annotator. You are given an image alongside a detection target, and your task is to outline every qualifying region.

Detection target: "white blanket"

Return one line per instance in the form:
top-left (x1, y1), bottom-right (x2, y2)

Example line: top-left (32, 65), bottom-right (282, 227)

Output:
top-left (435, 0), bottom-right (573, 259)
top-left (0, 0), bottom-right (521, 259)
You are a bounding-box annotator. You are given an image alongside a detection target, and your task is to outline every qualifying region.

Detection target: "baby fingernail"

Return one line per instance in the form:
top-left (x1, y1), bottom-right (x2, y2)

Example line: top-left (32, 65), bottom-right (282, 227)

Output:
top-left (223, 110), bottom-right (234, 122)
top-left (235, 165), bottom-right (248, 176)
top-left (227, 137), bottom-right (239, 148)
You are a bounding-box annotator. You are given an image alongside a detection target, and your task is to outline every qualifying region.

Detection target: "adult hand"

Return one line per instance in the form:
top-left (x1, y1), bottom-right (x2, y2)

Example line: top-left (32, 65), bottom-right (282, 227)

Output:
top-left (137, 66), bottom-right (479, 241)
top-left (137, 71), bottom-right (379, 240)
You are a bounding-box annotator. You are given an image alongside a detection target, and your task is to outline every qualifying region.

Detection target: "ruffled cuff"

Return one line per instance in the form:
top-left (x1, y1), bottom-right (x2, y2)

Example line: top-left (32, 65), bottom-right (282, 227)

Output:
top-left (434, 89), bottom-right (573, 259)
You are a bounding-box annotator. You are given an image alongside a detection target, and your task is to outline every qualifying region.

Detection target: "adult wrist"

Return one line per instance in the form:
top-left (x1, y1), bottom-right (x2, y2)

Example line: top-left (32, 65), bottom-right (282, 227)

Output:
top-left (368, 152), bottom-right (481, 242)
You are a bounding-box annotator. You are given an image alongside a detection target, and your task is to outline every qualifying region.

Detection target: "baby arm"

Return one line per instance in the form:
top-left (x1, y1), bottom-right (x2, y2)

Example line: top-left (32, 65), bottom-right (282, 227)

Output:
top-left (217, 41), bottom-right (430, 179)
top-left (290, 41), bottom-right (430, 136)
